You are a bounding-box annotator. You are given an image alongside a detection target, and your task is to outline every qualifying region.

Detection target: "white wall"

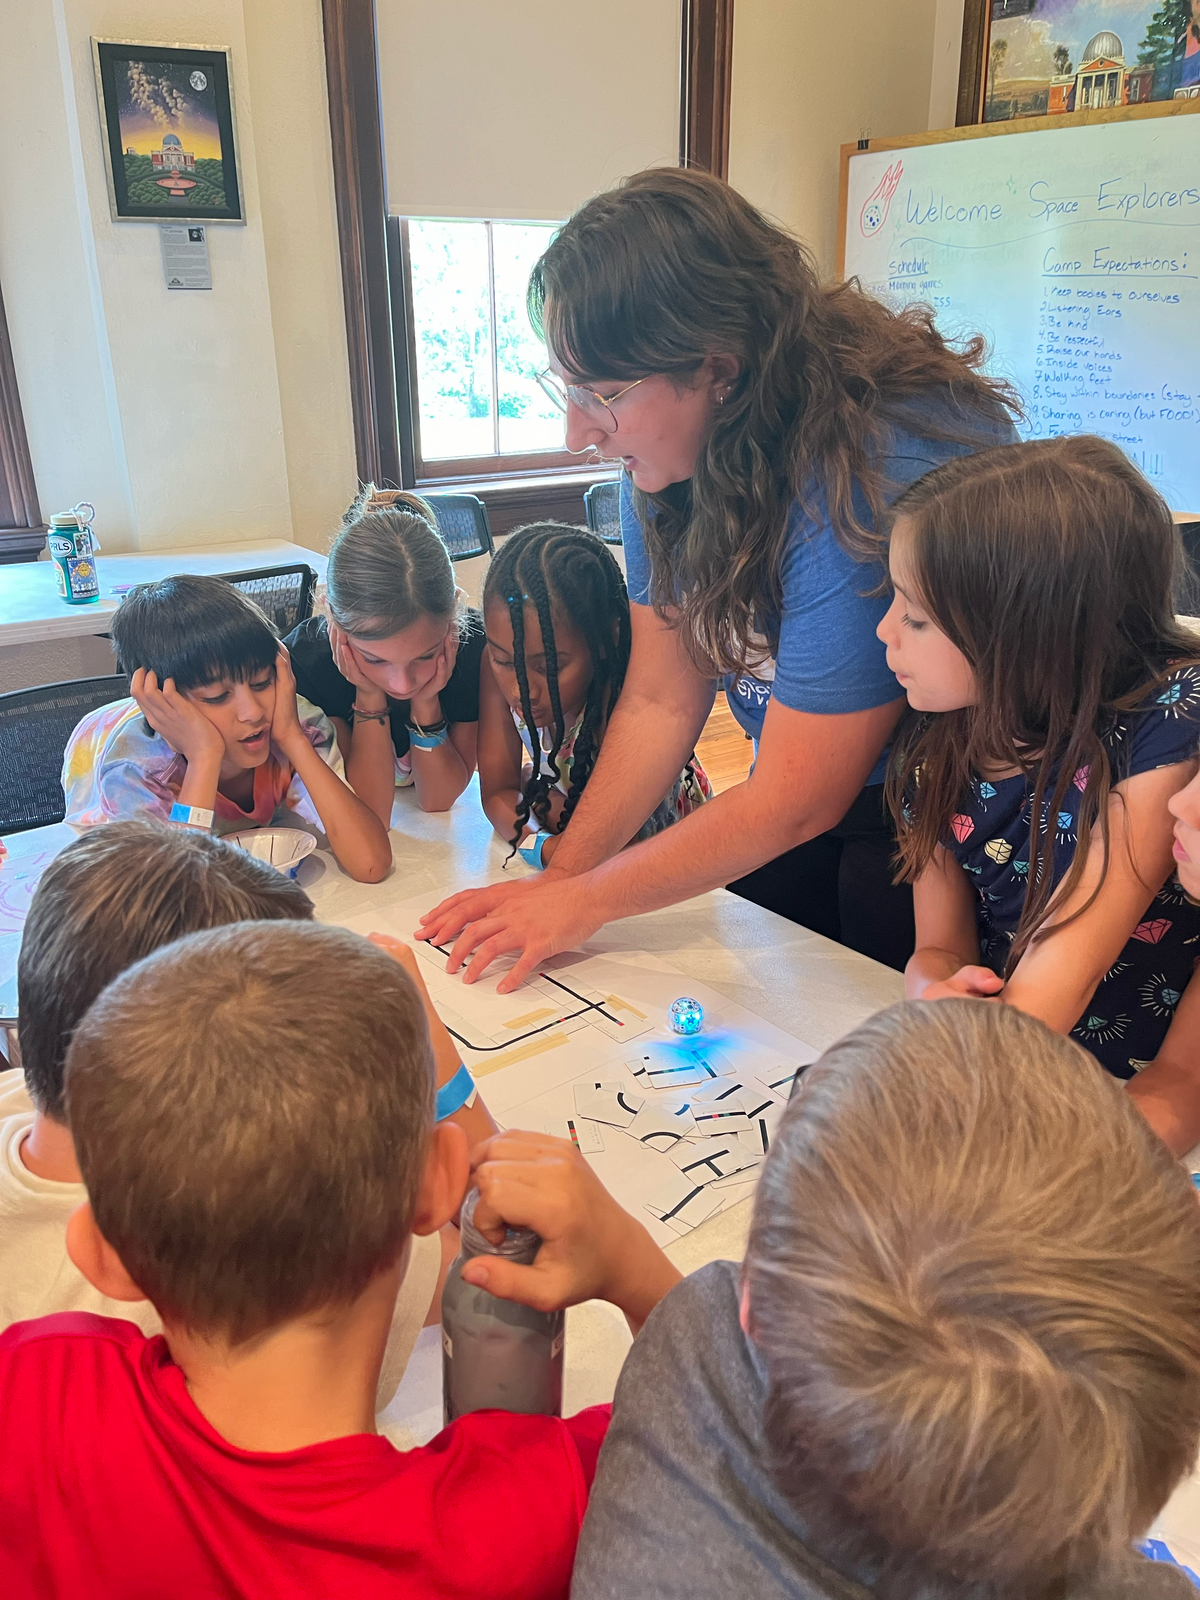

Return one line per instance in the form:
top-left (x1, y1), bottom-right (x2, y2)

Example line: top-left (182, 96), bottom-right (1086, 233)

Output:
top-left (377, 0), bottom-right (680, 221)
top-left (0, 0), bottom-right (355, 555)
top-left (727, 0), bottom-right (941, 276)
top-left (928, 0), bottom-right (966, 132)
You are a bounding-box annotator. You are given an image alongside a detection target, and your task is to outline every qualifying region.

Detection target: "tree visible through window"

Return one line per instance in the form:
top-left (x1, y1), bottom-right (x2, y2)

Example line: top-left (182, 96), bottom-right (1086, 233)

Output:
top-left (406, 218), bottom-right (566, 466)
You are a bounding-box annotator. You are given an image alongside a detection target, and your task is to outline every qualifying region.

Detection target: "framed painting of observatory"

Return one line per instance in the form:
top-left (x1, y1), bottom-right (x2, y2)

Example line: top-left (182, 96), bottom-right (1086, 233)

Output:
top-left (92, 40), bottom-right (244, 222)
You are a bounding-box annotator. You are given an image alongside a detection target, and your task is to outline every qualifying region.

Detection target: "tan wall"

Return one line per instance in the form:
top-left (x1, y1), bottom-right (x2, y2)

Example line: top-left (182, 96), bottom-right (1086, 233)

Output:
top-left (727, 0), bottom-right (941, 276)
top-left (0, 0), bottom-right (354, 555)
top-left (377, 0), bottom-right (680, 220)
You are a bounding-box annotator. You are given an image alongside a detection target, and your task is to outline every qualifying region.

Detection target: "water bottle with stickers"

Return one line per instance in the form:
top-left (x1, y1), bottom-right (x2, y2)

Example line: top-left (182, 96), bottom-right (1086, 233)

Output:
top-left (47, 502), bottom-right (101, 605)
top-left (441, 1186), bottom-right (564, 1424)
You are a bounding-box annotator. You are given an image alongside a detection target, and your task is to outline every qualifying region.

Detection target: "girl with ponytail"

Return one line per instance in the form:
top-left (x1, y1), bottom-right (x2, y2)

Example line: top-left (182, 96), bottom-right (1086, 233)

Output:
top-left (285, 487), bottom-right (486, 823)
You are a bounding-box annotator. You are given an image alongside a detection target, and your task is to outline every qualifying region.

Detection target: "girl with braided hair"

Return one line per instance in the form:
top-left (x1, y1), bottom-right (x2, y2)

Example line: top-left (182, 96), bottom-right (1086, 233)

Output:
top-left (479, 523), bottom-right (710, 870)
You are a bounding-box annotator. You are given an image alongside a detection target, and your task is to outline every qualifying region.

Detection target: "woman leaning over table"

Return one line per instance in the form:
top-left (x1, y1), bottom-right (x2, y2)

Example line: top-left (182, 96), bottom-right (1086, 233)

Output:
top-left (419, 166), bottom-right (1018, 990)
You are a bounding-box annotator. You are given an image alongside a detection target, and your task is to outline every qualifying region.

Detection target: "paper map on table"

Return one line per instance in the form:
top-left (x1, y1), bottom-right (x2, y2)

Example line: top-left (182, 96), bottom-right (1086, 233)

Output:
top-left (338, 895), bottom-right (820, 1244)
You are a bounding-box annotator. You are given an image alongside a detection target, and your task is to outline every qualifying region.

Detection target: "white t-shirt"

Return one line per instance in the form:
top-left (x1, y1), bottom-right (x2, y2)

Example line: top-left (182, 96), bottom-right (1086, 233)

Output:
top-left (0, 1069), bottom-right (440, 1408)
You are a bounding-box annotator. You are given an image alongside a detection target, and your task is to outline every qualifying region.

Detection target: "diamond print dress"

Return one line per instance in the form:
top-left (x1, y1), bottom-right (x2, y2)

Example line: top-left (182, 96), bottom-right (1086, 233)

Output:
top-left (943, 664), bottom-right (1200, 1079)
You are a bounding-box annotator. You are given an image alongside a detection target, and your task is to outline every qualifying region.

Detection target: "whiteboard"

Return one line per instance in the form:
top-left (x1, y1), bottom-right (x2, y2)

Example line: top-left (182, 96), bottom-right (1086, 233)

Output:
top-left (842, 112), bottom-right (1200, 511)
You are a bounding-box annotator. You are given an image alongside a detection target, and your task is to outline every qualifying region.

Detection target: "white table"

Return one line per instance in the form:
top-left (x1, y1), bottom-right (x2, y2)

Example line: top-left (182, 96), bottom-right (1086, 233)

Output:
top-left (0, 540), bottom-right (329, 651)
top-left (0, 780), bottom-right (904, 1442)
top-left (4, 793), bottom-right (1198, 1571)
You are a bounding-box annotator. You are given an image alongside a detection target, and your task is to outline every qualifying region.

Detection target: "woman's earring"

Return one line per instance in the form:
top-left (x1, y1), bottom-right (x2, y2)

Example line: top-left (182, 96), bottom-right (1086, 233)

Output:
top-left (717, 391), bottom-right (726, 407)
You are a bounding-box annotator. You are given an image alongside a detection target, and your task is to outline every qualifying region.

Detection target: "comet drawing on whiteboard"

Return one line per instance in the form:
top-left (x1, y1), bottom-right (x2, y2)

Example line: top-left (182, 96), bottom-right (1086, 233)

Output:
top-left (860, 161), bottom-right (903, 237)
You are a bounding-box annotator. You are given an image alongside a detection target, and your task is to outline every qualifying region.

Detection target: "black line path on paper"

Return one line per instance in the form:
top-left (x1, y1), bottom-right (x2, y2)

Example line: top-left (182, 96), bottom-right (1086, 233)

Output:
top-left (428, 944), bottom-right (623, 1054)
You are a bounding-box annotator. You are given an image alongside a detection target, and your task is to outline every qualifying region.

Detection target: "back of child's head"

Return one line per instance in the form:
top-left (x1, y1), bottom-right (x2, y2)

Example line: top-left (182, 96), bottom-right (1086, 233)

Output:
top-left (109, 573), bottom-right (278, 690)
top-left (327, 484), bottom-right (455, 639)
top-left (17, 819), bottom-right (313, 1122)
top-left (886, 435), bottom-right (1200, 967)
top-left (64, 920), bottom-right (434, 1344)
top-left (746, 999), bottom-right (1200, 1600)
top-left (483, 521), bottom-right (631, 843)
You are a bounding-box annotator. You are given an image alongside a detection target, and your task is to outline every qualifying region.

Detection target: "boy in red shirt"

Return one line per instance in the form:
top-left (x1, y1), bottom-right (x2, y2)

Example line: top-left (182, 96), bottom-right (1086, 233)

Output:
top-left (0, 920), bottom-right (678, 1600)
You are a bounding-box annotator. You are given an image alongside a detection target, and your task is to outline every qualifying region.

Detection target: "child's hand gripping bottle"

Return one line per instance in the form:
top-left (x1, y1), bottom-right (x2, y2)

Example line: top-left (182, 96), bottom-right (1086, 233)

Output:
top-left (441, 1187), bottom-right (564, 1424)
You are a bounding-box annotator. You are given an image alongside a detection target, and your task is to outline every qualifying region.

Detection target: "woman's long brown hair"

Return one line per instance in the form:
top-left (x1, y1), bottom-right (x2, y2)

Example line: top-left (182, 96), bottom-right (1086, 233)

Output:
top-left (885, 434), bottom-right (1199, 973)
top-left (528, 166), bottom-right (1018, 676)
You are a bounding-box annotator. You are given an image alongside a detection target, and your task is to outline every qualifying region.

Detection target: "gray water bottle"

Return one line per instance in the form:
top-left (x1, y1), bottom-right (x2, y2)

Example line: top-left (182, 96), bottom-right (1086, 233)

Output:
top-left (441, 1187), bottom-right (564, 1424)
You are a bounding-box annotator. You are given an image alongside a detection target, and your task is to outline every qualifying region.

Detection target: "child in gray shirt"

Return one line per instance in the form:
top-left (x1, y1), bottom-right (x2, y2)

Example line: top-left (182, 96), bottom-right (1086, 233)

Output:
top-left (573, 999), bottom-right (1200, 1600)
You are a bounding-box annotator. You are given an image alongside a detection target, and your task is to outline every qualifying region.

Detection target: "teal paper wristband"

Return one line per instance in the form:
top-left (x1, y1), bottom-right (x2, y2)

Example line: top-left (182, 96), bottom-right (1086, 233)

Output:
top-left (518, 830), bottom-right (553, 870)
top-left (436, 1062), bottom-right (476, 1121)
top-left (169, 802), bottom-right (214, 830)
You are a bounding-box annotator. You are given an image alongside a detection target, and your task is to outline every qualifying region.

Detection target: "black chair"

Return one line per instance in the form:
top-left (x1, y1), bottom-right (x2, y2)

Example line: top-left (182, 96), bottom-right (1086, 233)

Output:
top-left (214, 564), bottom-right (317, 635)
top-left (584, 479), bottom-right (622, 545)
top-left (423, 494), bottom-right (494, 561)
top-left (0, 675), bottom-right (129, 834)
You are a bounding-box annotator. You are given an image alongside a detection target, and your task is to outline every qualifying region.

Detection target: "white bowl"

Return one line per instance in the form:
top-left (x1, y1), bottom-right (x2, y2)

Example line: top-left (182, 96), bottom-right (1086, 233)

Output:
top-left (224, 828), bottom-right (317, 878)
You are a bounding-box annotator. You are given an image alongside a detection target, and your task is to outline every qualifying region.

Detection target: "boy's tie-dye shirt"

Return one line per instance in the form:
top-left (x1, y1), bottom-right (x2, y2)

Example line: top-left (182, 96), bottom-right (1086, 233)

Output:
top-left (62, 697), bottom-right (344, 835)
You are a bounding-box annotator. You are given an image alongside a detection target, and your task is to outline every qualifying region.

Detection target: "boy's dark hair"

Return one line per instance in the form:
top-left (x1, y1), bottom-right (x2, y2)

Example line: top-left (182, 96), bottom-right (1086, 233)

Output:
top-left (17, 820), bottom-right (313, 1121)
top-left (65, 921), bottom-right (434, 1344)
top-left (109, 573), bottom-right (278, 690)
top-left (746, 1000), bottom-right (1200, 1600)
top-left (483, 522), bottom-right (630, 854)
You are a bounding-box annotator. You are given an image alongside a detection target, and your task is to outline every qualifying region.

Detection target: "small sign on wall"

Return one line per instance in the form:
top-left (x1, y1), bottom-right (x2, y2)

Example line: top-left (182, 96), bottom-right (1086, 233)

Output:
top-left (159, 223), bottom-right (211, 290)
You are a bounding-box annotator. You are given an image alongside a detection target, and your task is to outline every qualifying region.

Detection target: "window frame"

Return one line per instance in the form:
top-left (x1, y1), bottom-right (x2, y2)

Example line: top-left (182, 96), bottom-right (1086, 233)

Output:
top-left (323, 0), bottom-right (735, 491)
top-left (395, 216), bottom-right (581, 485)
top-left (0, 275), bottom-right (47, 564)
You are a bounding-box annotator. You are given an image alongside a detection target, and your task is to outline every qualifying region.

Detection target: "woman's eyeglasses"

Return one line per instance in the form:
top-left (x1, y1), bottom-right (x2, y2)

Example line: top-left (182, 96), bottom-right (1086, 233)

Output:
top-left (536, 370), bottom-right (647, 435)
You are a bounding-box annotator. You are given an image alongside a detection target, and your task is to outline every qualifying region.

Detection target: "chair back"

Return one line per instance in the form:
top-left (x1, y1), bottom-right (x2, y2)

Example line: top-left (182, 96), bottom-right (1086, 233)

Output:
top-left (424, 494), bottom-right (495, 561)
top-left (0, 675), bottom-right (129, 834)
top-left (214, 564), bottom-right (317, 635)
top-left (584, 479), bottom-right (622, 545)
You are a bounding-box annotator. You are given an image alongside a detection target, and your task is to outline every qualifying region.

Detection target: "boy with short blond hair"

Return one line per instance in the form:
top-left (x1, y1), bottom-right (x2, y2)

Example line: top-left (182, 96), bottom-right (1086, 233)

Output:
top-left (0, 920), bottom-right (673, 1599)
top-left (572, 1001), bottom-right (1200, 1600)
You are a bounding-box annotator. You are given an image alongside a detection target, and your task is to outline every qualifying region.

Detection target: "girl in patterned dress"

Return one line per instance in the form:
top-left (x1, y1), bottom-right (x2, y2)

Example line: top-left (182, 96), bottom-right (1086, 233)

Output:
top-left (478, 523), bottom-right (711, 871)
top-left (62, 575), bottom-right (391, 884)
top-left (878, 435), bottom-right (1200, 1155)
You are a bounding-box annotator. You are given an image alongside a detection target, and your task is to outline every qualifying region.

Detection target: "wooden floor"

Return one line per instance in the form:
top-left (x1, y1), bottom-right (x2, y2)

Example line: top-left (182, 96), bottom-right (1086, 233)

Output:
top-left (695, 692), bottom-right (753, 794)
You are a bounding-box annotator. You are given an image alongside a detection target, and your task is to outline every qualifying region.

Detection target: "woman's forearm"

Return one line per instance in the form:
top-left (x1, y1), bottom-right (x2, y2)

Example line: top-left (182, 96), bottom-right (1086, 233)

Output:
top-left (563, 696), bottom-right (901, 922)
top-left (570, 766), bottom-right (846, 925)
top-left (548, 682), bottom-right (714, 877)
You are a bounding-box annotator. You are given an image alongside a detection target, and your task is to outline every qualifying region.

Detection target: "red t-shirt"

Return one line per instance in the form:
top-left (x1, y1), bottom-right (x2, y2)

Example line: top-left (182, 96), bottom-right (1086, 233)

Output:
top-left (0, 1314), bottom-right (610, 1600)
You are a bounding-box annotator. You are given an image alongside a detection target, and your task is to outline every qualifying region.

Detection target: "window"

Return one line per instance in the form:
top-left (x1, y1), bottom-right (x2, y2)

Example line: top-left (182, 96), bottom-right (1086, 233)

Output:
top-left (399, 217), bottom-right (576, 481)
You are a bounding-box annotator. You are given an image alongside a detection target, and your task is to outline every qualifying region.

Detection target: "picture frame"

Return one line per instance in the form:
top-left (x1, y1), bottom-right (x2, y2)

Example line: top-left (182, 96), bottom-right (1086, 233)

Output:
top-left (92, 39), bottom-right (244, 222)
top-left (957, 0), bottom-right (1200, 127)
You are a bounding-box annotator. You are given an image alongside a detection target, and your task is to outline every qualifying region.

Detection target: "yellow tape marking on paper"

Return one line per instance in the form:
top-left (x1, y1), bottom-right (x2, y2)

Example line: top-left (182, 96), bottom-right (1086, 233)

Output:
top-left (503, 1007), bottom-right (559, 1029)
top-left (606, 994), bottom-right (647, 1019)
top-left (473, 1032), bottom-right (570, 1076)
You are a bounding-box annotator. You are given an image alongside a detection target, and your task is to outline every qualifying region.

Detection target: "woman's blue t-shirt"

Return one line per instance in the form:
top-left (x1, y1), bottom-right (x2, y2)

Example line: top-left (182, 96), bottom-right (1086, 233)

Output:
top-left (619, 391), bottom-right (1017, 785)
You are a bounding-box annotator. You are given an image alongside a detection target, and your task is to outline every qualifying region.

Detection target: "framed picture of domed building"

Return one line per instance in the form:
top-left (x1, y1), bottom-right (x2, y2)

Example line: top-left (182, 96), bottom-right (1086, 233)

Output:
top-left (92, 40), bottom-right (243, 222)
top-left (962, 0), bottom-right (1200, 125)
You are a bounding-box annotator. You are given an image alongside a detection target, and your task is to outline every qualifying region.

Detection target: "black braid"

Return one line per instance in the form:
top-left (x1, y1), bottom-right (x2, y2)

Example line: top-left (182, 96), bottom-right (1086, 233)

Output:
top-left (484, 522), bottom-right (632, 858)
